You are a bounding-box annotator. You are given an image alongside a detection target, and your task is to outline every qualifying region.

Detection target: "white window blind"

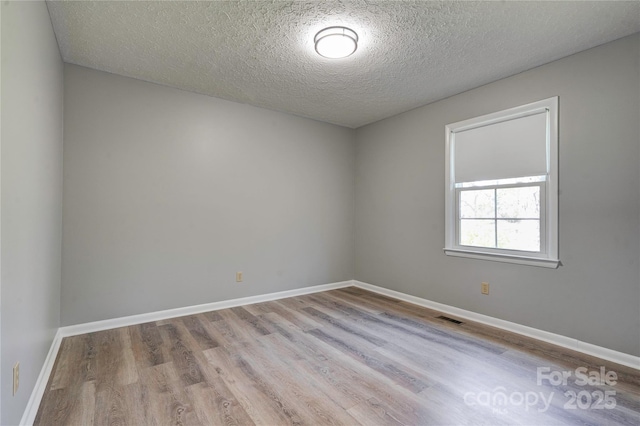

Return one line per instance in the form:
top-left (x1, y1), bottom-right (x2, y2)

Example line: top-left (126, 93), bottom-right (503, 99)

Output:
top-left (453, 111), bottom-right (548, 183)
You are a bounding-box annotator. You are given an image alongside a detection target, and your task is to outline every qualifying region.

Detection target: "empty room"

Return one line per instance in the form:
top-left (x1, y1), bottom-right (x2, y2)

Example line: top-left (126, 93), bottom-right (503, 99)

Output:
top-left (2, 1), bottom-right (640, 425)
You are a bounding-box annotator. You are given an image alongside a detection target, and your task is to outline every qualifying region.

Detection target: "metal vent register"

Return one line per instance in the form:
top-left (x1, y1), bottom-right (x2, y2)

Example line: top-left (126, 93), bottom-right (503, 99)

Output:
top-left (436, 315), bottom-right (464, 325)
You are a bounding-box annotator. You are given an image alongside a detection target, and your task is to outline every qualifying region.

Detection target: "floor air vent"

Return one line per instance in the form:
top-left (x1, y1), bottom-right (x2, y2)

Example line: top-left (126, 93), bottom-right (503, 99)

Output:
top-left (436, 315), bottom-right (463, 325)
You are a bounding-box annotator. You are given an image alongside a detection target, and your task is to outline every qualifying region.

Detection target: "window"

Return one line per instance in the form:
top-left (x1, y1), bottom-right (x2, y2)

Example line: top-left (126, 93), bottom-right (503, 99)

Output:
top-left (444, 97), bottom-right (559, 268)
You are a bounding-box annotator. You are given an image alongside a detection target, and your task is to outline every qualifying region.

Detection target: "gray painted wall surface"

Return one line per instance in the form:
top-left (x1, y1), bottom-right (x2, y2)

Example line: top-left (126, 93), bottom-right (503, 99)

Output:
top-left (1, 1), bottom-right (64, 424)
top-left (355, 34), bottom-right (640, 356)
top-left (62, 64), bottom-right (355, 326)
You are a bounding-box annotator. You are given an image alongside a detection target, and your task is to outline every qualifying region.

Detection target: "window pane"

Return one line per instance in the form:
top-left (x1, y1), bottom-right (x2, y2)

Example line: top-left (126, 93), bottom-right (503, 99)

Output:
top-left (497, 186), bottom-right (540, 219)
top-left (460, 219), bottom-right (496, 248)
top-left (497, 220), bottom-right (540, 251)
top-left (460, 189), bottom-right (495, 218)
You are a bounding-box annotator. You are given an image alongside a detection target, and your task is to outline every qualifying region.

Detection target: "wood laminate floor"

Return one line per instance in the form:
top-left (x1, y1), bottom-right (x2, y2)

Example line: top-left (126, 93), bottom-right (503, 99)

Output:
top-left (35, 287), bottom-right (640, 425)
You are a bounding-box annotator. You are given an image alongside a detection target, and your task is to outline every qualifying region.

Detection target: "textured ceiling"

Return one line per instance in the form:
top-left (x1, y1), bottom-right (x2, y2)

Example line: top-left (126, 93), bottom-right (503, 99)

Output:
top-left (47, 1), bottom-right (640, 128)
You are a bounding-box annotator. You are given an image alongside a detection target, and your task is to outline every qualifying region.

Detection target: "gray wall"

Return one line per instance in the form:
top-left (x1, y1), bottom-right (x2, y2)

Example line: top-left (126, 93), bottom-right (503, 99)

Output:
top-left (1, 1), bottom-right (64, 424)
top-left (355, 34), bottom-right (640, 357)
top-left (62, 64), bottom-right (355, 326)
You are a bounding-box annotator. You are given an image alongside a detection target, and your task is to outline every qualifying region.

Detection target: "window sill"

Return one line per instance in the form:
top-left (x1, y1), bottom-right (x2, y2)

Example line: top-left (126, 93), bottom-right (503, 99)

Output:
top-left (443, 248), bottom-right (560, 269)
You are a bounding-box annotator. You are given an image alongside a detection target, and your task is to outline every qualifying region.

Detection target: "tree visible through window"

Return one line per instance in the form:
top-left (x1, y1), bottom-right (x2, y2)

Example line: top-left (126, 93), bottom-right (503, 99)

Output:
top-left (459, 183), bottom-right (541, 252)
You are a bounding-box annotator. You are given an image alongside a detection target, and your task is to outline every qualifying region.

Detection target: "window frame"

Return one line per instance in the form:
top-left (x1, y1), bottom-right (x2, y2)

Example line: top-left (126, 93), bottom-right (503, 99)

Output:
top-left (444, 97), bottom-right (559, 268)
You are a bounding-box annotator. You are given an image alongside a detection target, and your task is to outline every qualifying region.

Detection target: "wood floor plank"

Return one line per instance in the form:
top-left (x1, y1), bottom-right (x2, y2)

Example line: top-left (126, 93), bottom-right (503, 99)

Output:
top-left (48, 336), bottom-right (83, 391)
top-left (202, 309), bottom-right (225, 322)
top-left (181, 314), bottom-right (220, 350)
top-left (302, 306), bottom-right (388, 346)
top-left (306, 327), bottom-right (433, 393)
top-left (95, 329), bottom-right (132, 393)
top-left (93, 383), bottom-right (127, 426)
top-left (120, 382), bottom-right (151, 425)
top-left (323, 289), bottom-right (387, 314)
top-left (131, 321), bottom-right (169, 368)
top-left (202, 345), bottom-right (305, 425)
top-left (257, 312), bottom-right (334, 362)
top-left (241, 301), bottom-right (275, 316)
top-left (346, 399), bottom-right (404, 426)
top-left (139, 362), bottom-right (197, 425)
top-left (264, 331), bottom-right (436, 423)
top-left (338, 287), bottom-right (403, 308)
top-left (282, 353), bottom-right (363, 410)
top-left (33, 385), bottom-right (84, 426)
top-left (158, 322), bottom-right (206, 387)
top-left (235, 336), bottom-right (361, 425)
top-left (185, 379), bottom-right (256, 426)
top-left (279, 338), bottom-right (444, 424)
top-left (320, 290), bottom-right (508, 359)
top-left (230, 306), bottom-right (274, 337)
top-left (416, 383), bottom-right (513, 426)
top-left (77, 381), bottom-right (97, 426)
top-left (206, 310), bottom-right (259, 345)
top-left (269, 299), bottom-right (326, 331)
top-left (116, 328), bottom-right (139, 386)
top-left (35, 287), bottom-right (640, 425)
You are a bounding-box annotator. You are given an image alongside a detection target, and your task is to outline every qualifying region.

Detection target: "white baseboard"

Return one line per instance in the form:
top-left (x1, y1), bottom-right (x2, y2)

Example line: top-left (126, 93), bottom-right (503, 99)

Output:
top-left (20, 280), bottom-right (352, 425)
top-left (21, 278), bottom-right (639, 424)
top-left (353, 280), bottom-right (640, 370)
top-left (59, 280), bottom-right (353, 338)
top-left (20, 329), bottom-right (63, 426)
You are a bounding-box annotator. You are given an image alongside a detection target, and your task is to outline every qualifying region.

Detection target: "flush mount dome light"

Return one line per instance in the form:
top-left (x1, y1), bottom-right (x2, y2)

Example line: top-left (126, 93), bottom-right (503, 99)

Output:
top-left (314, 26), bottom-right (358, 59)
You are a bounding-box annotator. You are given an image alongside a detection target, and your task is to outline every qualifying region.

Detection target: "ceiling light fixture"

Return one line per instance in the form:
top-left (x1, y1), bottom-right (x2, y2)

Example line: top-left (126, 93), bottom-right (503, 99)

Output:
top-left (314, 26), bottom-right (358, 59)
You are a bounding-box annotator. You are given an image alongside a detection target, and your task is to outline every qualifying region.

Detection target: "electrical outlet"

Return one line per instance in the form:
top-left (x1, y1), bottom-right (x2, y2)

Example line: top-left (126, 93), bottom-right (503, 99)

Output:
top-left (481, 282), bottom-right (490, 295)
top-left (13, 362), bottom-right (19, 396)
top-left (236, 272), bottom-right (243, 282)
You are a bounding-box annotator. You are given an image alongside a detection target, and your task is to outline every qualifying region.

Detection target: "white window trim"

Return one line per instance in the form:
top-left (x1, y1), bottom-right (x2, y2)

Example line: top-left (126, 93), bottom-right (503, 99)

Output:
top-left (444, 97), bottom-right (559, 268)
